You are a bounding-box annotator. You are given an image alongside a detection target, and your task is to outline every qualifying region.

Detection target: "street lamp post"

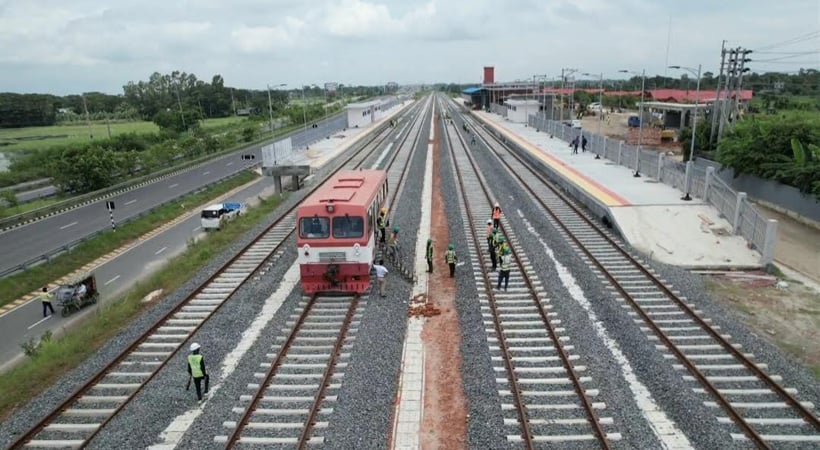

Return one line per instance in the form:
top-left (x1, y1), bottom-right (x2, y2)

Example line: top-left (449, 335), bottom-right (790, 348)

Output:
top-left (267, 83), bottom-right (287, 165)
top-left (619, 68), bottom-right (646, 177)
top-left (301, 85), bottom-right (308, 147)
top-left (582, 72), bottom-right (605, 159)
top-left (669, 63), bottom-right (702, 201)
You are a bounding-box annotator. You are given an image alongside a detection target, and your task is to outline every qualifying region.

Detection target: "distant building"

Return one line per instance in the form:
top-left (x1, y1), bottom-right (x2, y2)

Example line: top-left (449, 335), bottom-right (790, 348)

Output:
top-left (57, 107), bottom-right (74, 114)
top-left (236, 107), bottom-right (253, 116)
top-left (385, 82), bottom-right (399, 93)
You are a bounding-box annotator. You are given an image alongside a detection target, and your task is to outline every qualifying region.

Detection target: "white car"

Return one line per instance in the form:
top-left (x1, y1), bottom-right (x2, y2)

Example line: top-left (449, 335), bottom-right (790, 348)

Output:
top-left (587, 102), bottom-right (602, 111)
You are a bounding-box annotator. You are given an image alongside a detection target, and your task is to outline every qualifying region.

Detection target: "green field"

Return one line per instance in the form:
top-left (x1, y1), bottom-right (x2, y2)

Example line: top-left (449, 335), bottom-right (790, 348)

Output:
top-left (0, 117), bottom-right (246, 153)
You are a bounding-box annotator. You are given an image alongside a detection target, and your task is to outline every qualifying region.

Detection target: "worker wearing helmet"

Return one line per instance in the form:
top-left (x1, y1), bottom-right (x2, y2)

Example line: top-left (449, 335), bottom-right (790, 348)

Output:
top-left (485, 219), bottom-right (494, 248)
top-left (495, 235), bottom-right (508, 271)
top-left (388, 226), bottom-right (400, 262)
top-left (492, 202), bottom-right (502, 229)
top-left (186, 343), bottom-right (209, 402)
top-left (377, 207), bottom-right (388, 246)
top-left (425, 238), bottom-right (434, 273)
top-left (487, 229), bottom-right (498, 271)
top-left (444, 244), bottom-right (458, 278)
top-left (497, 247), bottom-right (512, 291)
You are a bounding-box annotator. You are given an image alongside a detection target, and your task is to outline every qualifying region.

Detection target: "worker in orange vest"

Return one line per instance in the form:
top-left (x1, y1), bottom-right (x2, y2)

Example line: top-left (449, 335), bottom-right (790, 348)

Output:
top-left (492, 202), bottom-right (502, 229)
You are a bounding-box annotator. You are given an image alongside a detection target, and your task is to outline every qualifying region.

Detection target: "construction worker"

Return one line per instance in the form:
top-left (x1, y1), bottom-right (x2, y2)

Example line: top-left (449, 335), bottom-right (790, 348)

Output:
top-left (40, 286), bottom-right (54, 318)
top-left (444, 244), bottom-right (458, 278)
top-left (495, 235), bottom-right (508, 271)
top-left (377, 207), bottom-right (388, 246)
top-left (425, 238), bottom-right (434, 273)
top-left (187, 343), bottom-right (208, 402)
top-left (373, 259), bottom-right (389, 297)
top-left (492, 202), bottom-right (502, 229)
top-left (485, 219), bottom-right (494, 248)
top-left (488, 229), bottom-right (498, 271)
top-left (388, 226), bottom-right (400, 262)
top-left (497, 248), bottom-right (512, 291)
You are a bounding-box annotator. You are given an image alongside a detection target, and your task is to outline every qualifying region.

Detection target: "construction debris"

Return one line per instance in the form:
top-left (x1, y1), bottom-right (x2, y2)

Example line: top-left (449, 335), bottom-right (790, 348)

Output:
top-left (408, 293), bottom-right (441, 318)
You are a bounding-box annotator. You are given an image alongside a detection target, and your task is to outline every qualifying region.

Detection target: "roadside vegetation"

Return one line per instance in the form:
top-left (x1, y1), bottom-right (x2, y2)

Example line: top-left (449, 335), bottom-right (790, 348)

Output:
top-left (0, 191), bottom-right (287, 421)
top-left (0, 170), bottom-right (259, 308)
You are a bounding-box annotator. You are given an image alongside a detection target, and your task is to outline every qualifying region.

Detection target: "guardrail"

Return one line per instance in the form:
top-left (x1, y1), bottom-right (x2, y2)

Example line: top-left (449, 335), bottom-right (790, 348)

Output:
top-left (0, 165), bottom-right (259, 279)
top-left (0, 116), bottom-right (341, 232)
top-left (528, 114), bottom-right (778, 266)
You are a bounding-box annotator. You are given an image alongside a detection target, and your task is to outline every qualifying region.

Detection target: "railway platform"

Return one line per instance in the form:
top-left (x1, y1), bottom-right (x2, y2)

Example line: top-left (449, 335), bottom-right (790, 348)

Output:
top-left (470, 109), bottom-right (762, 269)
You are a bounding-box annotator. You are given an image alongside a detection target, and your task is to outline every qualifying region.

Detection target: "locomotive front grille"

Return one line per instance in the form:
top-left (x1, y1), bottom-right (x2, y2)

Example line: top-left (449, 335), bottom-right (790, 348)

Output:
top-left (319, 251), bottom-right (347, 262)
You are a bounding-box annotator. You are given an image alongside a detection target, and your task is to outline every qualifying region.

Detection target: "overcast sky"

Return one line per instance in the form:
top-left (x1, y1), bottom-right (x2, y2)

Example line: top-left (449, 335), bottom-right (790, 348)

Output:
top-left (1, 0), bottom-right (818, 95)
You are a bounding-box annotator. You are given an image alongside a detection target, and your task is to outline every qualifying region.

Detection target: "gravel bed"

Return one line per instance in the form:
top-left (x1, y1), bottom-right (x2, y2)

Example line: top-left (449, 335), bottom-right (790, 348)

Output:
top-left (439, 118), bottom-right (513, 449)
top-left (462, 114), bottom-right (820, 447)
top-left (458, 118), bottom-right (725, 448)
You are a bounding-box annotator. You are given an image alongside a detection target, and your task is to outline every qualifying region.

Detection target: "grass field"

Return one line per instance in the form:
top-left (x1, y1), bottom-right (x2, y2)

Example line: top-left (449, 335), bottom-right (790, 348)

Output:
top-left (0, 117), bottom-right (246, 153)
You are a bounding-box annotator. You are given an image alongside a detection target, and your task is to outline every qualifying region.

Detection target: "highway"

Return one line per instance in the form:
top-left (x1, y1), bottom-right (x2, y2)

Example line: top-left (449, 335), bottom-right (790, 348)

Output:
top-left (0, 176), bottom-right (276, 369)
top-left (0, 113), bottom-right (346, 277)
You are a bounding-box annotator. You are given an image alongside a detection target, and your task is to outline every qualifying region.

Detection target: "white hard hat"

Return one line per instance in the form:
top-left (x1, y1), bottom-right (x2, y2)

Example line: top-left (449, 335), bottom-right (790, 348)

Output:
top-left (487, 219), bottom-right (492, 224)
top-left (494, 202), bottom-right (499, 208)
top-left (190, 343), bottom-right (200, 352)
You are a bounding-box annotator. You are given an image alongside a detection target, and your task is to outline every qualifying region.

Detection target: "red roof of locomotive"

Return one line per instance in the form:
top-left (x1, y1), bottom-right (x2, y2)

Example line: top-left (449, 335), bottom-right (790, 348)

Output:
top-left (299, 169), bottom-right (386, 210)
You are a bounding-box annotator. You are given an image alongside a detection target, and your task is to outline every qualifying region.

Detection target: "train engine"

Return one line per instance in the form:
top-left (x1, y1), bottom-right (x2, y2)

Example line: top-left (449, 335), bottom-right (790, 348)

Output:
top-left (296, 169), bottom-right (388, 294)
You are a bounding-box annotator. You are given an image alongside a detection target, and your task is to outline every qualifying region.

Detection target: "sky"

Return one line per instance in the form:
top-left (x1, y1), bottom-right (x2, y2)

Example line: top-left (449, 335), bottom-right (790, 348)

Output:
top-left (0, 0), bottom-right (818, 95)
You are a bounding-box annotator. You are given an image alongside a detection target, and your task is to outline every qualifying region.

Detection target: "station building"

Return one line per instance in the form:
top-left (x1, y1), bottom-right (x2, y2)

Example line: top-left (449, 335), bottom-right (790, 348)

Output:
top-left (345, 96), bottom-right (402, 128)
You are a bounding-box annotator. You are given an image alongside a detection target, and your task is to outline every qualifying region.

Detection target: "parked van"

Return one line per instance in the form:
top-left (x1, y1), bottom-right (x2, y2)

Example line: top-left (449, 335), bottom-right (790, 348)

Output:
top-left (200, 202), bottom-right (243, 230)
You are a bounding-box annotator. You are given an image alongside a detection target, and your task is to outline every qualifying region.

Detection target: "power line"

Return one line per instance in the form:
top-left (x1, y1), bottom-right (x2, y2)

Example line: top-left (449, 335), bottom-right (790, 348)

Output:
top-left (754, 30), bottom-right (820, 51)
top-left (754, 50), bottom-right (820, 55)
top-left (754, 53), bottom-right (820, 62)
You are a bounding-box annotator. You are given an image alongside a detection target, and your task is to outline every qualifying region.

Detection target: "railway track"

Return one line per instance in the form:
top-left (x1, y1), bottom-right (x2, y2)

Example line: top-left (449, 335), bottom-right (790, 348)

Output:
top-left (216, 293), bottom-right (363, 447)
top-left (7, 100), bottom-right (426, 450)
top-left (451, 99), bottom-right (820, 448)
top-left (440, 96), bottom-right (620, 448)
top-left (215, 96), bottom-right (433, 448)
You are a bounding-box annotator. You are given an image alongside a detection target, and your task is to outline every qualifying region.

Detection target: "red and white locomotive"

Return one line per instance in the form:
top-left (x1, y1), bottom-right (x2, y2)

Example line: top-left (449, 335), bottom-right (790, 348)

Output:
top-left (296, 169), bottom-right (389, 294)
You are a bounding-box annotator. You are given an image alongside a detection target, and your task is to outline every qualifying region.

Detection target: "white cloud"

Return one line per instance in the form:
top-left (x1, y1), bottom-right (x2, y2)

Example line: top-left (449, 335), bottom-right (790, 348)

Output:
top-left (0, 0), bottom-right (817, 94)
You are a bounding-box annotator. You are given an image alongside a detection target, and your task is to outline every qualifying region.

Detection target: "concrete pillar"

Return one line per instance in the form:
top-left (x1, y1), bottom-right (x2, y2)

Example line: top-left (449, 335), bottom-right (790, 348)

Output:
top-left (704, 166), bottom-right (715, 203)
top-left (617, 141), bottom-right (623, 165)
top-left (657, 153), bottom-right (665, 181)
top-left (733, 192), bottom-right (747, 233)
top-left (761, 219), bottom-right (778, 266)
top-left (602, 136), bottom-right (608, 159)
top-left (682, 160), bottom-right (694, 200)
top-left (292, 175), bottom-right (300, 191)
top-left (273, 175), bottom-right (282, 194)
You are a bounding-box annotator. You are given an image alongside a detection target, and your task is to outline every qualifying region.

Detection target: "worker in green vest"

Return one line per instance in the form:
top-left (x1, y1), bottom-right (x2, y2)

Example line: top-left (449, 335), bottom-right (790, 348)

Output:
top-left (41, 286), bottom-right (55, 317)
top-left (445, 244), bottom-right (458, 278)
top-left (186, 343), bottom-right (208, 402)
top-left (497, 247), bottom-right (512, 291)
top-left (425, 238), bottom-right (434, 273)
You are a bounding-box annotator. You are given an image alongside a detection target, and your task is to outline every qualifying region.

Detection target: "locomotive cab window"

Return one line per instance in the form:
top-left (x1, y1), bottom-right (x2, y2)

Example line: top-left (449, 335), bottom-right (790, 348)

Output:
top-left (300, 216), bottom-right (329, 238)
top-left (332, 215), bottom-right (364, 238)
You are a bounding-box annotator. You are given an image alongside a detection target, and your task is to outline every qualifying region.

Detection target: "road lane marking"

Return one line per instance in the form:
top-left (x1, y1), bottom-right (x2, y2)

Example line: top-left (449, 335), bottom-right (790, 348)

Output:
top-left (193, 226), bottom-right (201, 232)
top-left (125, 199), bottom-right (137, 206)
top-left (169, 183), bottom-right (179, 189)
top-left (59, 221), bottom-right (78, 230)
top-left (155, 246), bottom-right (167, 255)
top-left (28, 316), bottom-right (51, 330)
top-left (226, 162), bottom-right (233, 166)
top-left (202, 171), bottom-right (210, 176)
top-left (104, 275), bottom-right (121, 285)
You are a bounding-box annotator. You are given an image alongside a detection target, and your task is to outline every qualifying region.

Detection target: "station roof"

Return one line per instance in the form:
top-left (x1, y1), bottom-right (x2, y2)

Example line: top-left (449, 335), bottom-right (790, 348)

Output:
top-left (505, 99), bottom-right (540, 105)
top-left (346, 99), bottom-right (382, 109)
top-left (462, 87), bottom-right (483, 95)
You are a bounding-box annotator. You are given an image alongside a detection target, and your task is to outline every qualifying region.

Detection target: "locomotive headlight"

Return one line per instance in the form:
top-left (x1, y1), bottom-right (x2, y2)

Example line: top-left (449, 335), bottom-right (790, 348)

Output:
top-left (303, 244), bottom-right (310, 257)
top-left (353, 243), bottom-right (360, 257)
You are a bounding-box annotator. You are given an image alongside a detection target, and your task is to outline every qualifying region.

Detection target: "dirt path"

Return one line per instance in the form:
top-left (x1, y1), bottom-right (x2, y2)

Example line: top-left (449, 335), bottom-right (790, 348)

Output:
top-left (419, 114), bottom-right (468, 449)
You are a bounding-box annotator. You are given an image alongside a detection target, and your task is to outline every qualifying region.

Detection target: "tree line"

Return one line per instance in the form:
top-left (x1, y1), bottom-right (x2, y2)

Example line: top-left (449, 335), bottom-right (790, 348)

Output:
top-left (0, 71), bottom-right (393, 129)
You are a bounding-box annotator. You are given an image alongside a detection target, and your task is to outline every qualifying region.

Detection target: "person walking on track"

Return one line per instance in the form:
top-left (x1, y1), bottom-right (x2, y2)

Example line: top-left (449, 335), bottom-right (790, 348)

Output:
top-left (489, 229), bottom-right (499, 271)
top-left (492, 202), bottom-right (502, 229)
top-left (186, 343), bottom-right (209, 402)
top-left (377, 207), bottom-right (388, 246)
top-left (388, 226), bottom-right (400, 262)
top-left (373, 259), bottom-right (389, 297)
top-left (445, 244), bottom-right (458, 278)
top-left (497, 248), bottom-right (512, 291)
top-left (485, 219), bottom-right (494, 248)
top-left (40, 286), bottom-right (54, 318)
top-left (425, 238), bottom-right (434, 273)
top-left (495, 235), bottom-right (508, 271)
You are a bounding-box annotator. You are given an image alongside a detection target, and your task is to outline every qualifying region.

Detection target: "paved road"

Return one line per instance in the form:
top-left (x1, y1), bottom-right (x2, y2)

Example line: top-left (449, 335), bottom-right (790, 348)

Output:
top-left (0, 114), bottom-right (346, 276)
top-left (0, 176), bottom-right (276, 369)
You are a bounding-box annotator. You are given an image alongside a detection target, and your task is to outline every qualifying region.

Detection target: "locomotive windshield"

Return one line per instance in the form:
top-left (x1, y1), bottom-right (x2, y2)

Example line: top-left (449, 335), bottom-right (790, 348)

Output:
top-left (332, 216), bottom-right (364, 238)
top-left (299, 216), bottom-right (330, 238)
